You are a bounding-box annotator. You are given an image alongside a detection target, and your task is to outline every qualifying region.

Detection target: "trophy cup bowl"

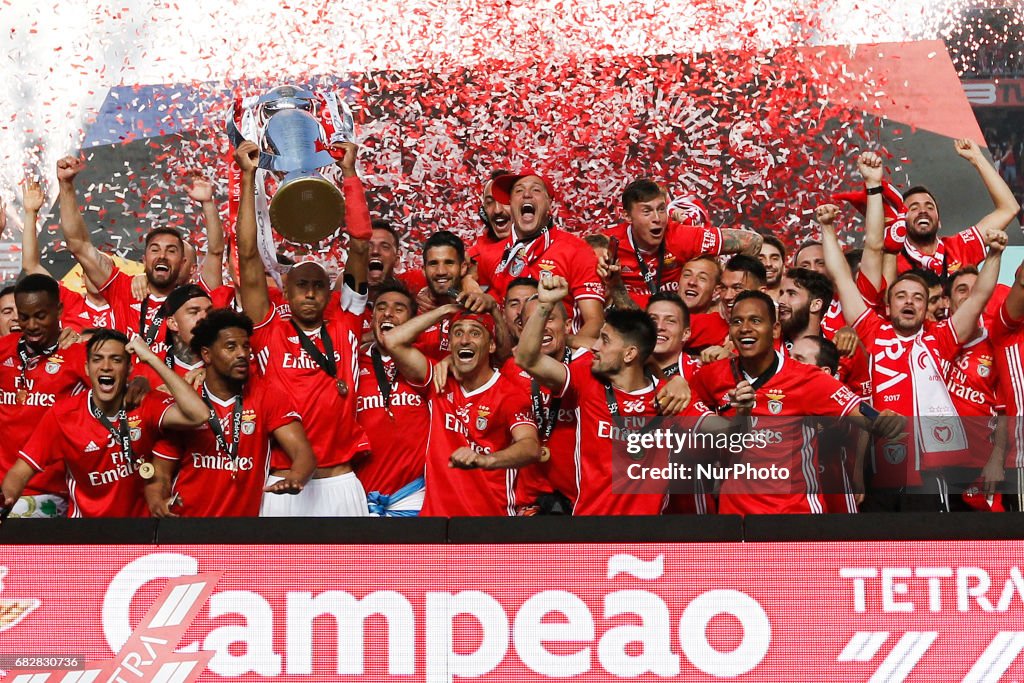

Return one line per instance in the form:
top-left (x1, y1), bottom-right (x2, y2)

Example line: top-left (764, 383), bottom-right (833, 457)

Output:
top-left (256, 96), bottom-right (345, 244)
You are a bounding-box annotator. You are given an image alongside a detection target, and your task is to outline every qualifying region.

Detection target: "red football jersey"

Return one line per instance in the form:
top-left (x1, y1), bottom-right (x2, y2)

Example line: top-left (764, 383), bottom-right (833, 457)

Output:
top-left (158, 380), bottom-right (300, 517)
top-left (252, 286), bottom-right (369, 469)
top-left (19, 391), bottom-right (175, 518)
top-left (353, 345), bottom-right (429, 497)
top-left (132, 352), bottom-right (203, 392)
top-left (59, 283), bottom-right (115, 332)
top-left (988, 304), bottom-right (1024, 468)
top-left (686, 312), bottom-right (729, 352)
top-left (896, 226), bottom-right (987, 275)
top-left (853, 309), bottom-right (966, 479)
top-left (689, 353), bottom-right (863, 515)
top-left (97, 266), bottom-right (171, 354)
top-left (602, 221), bottom-right (723, 309)
top-left (500, 352), bottom-right (583, 507)
top-left (946, 332), bottom-right (1000, 468)
top-left (475, 228), bottom-right (604, 329)
top-left (417, 367), bottom-right (536, 517)
top-left (0, 337), bottom-right (88, 496)
top-left (556, 352), bottom-right (668, 516)
top-left (414, 313), bottom-right (455, 362)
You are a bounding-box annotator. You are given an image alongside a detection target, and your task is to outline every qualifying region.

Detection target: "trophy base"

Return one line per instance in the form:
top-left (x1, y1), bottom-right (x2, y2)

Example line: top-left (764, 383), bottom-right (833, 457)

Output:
top-left (269, 173), bottom-right (345, 244)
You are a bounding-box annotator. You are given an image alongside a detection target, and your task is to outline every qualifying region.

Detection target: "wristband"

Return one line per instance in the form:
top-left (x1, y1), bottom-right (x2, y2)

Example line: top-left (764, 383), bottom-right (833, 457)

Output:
top-left (865, 185), bottom-right (884, 195)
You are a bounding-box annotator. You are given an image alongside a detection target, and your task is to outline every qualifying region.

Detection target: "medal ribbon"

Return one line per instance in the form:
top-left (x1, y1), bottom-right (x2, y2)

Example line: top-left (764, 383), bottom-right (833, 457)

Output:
top-left (531, 346), bottom-right (572, 441)
top-left (370, 345), bottom-right (396, 413)
top-left (202, 386), bottom-right (243, 463)
top-left (17, 337), bottom-right (59, 397)
top-left (88, 394), bottom-right (133, 467)
top-left (632, 232), bottom-right (667, 296)
top-left (139, 297), bottom-right (166, 347)
top-left (290, 320), bottom-right (338, 378)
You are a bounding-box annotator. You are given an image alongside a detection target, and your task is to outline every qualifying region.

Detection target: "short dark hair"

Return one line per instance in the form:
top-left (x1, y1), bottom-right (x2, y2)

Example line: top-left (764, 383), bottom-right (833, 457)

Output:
top-left (798, 335), bottom-right (840, 374)
top-left (0, 285), bottom-right (15, 298)
top-left (794, 240), bottom-right (823, 265)
top-left (583, 233), bottom-right (610, 250)
top-left (605, 308), bottom-right (657, 362)
top-left (646, 291), bottom-right (690, 328)
top-left (373, 281), bottom-right (418, 316)
top-left (732, 290), bottom-right (777, 324)
top-left (760, 234), bottom-right (787, 261)
top-left (906, 267), bottom-right (941, 289)
top-left (85, 328), bottom-right (129, 358)
top-left (507, 276), bottom-right (539, 292)
top-left (622, 178), bottom-right (666, 213)
top-left (947, 265), bottom-right (980, 294)
top-left (784, 267), bottom-right (834, 308)
top-left (903, 185), bottom-right (937, 208)
top-left (724, 254), bottom-right (767, 287)
top-left (13, 273), bottom-right (60, 304)
top-left (422, 230), bottom-right (465, 262)
top-left (887, 271), bottom-right (931, 303)
top-left (144, 226), bottom-right (185, 250)
top-left (489, 168), bottom-right (513, 181)
top-left (371, 219), bottom-right (401, 247)
top-left (190, 308), bottom-right (254, 358)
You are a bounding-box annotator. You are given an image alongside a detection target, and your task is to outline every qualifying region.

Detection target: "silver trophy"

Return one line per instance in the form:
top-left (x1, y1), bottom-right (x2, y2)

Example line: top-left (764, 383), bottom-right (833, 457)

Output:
top-left (228, 85), bottom-right (346, 244)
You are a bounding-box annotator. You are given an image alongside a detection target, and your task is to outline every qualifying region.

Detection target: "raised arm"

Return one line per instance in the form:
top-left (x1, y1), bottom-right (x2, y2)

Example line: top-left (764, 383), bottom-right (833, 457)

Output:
top-left (20, 178), bottom-right (50, 276)
top-left (514, 276), bottom-right (571, 391)
top-left (57, 156), bottom-right (114, 289)
top-left (818, 204), bottom-right (868, 326)
top-left (951, 228), bottom-right (1007, 341)
top-left (1004, 259), bottom-right (1024, 322)
top-left (380, 302), bottom-right (461, 385)
top-left (187, 174), bottom-right (225, 291)
top-left (719, 228), bottom-right (763, 258)
top-left (857, 152), bottom-right (886, 290)
top-left (233, 142), bottom-right (272, 324)
top-left (954, 138), bottom-right (1020, 234)
top-left (126, 336), bottom-right (208, 427)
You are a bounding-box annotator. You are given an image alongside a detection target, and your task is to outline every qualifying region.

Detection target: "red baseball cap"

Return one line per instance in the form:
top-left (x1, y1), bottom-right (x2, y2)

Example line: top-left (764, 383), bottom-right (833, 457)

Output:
top-left (491, 170), bottom-right (556, 205)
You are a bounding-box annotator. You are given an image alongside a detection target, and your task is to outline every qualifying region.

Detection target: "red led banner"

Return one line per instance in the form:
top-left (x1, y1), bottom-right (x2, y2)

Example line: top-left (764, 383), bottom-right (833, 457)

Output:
top-left (1, 543), bottom-right (1024, 681)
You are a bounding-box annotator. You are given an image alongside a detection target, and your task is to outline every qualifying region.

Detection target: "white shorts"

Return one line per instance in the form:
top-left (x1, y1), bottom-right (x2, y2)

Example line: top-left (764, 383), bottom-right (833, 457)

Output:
top-left (260, 471), bottom-right (369, 517)
top-left (368, 487), bottom-right (425, 517)
top-left (10, 494), bottom-right (67, 519)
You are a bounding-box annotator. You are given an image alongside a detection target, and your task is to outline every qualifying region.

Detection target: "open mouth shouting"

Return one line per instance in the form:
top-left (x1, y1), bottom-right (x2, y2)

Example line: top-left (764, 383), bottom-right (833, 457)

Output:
top-left (368, 258), bottom-right (384, 273)
top-left (96, 374), bottom-right (117, 394)
top-left (454, 346), bottom-right (477, 365)
top-left (736, 335), bottom-right (758, 351)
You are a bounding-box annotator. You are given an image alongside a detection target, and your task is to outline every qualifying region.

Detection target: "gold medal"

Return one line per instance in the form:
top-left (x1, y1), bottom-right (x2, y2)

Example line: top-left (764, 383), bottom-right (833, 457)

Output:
top-left (137, 462), bottom-right (155, 480)
top-left (336, 379), bottom-right (348, 397)
top-left (15, 389), bottom-right (27, 405)
top-left (540, 446), bottom-right (551, 462)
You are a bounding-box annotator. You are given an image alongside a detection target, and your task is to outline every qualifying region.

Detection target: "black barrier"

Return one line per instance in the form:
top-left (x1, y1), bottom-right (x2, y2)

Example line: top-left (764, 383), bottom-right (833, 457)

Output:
top-left (447, 515), bottom-right (744, 543)
top-left (4, 513), bottom-right (1024, 545)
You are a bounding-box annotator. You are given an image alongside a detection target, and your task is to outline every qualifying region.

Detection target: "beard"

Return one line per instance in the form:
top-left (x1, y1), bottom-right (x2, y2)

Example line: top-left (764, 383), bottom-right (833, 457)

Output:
top-left (781, 304), bottom-right (812, 339)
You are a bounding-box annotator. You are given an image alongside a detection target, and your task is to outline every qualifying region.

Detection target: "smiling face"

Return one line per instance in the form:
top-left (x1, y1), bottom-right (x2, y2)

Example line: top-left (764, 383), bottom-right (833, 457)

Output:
top-left (627, 195), bottom-right (669, 250)
top-left (368, 228), bottom-right (400, 286)
top-left (372, 290), bottom-right (414, 345)
top-left (759, 242), bottom-right (784, 288)
top-left (904, 191), bottom-right (940, 242)
top-left (729, 297), bottom-right (779, 363)
top-left (482, 180), bottom-right (512, 240)
top-left (647, 300), bottom-right (689, 358)
top-left (887, 277), bottom-right (928, 335)
top-left (524, 298), bottom-right (570, 358)
top-left (679, 258), bottom-right (719, 312)
top-left (88, 339), bottom-right (131, 404)
top-left (590, 324), bottom-right (632, 379)
top-left (449, 319), bottom-right (494, 375)
top-left (509, 176), bottom-right (552, 238)
top-left (0, 292), bottom-right (19, 336)
top-left (424, 245), bottom-right (466, 299)
top-left (285, 263), bottom-right (330, 327)
top-left (144, 233), bottom-right (184, 291)
top-left (777, 277), bottom-right (814, 337)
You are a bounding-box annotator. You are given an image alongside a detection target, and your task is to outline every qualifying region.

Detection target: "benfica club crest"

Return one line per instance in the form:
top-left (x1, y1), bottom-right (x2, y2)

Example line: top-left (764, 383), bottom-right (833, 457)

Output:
top-left (45, 362), bottom-right (60, 375)
top-left (766, 389), bottom-right (785, 415)
top-left (883, 443), bottom-right (906, 465)
top-left (978, 358), bottom-right (991, 378)
top-left (242, 420), bottom-right (256, 435)
top-left (130, 428), bottom-right (142, 442)
top-left (476, 405), bottom-right (491, 431)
